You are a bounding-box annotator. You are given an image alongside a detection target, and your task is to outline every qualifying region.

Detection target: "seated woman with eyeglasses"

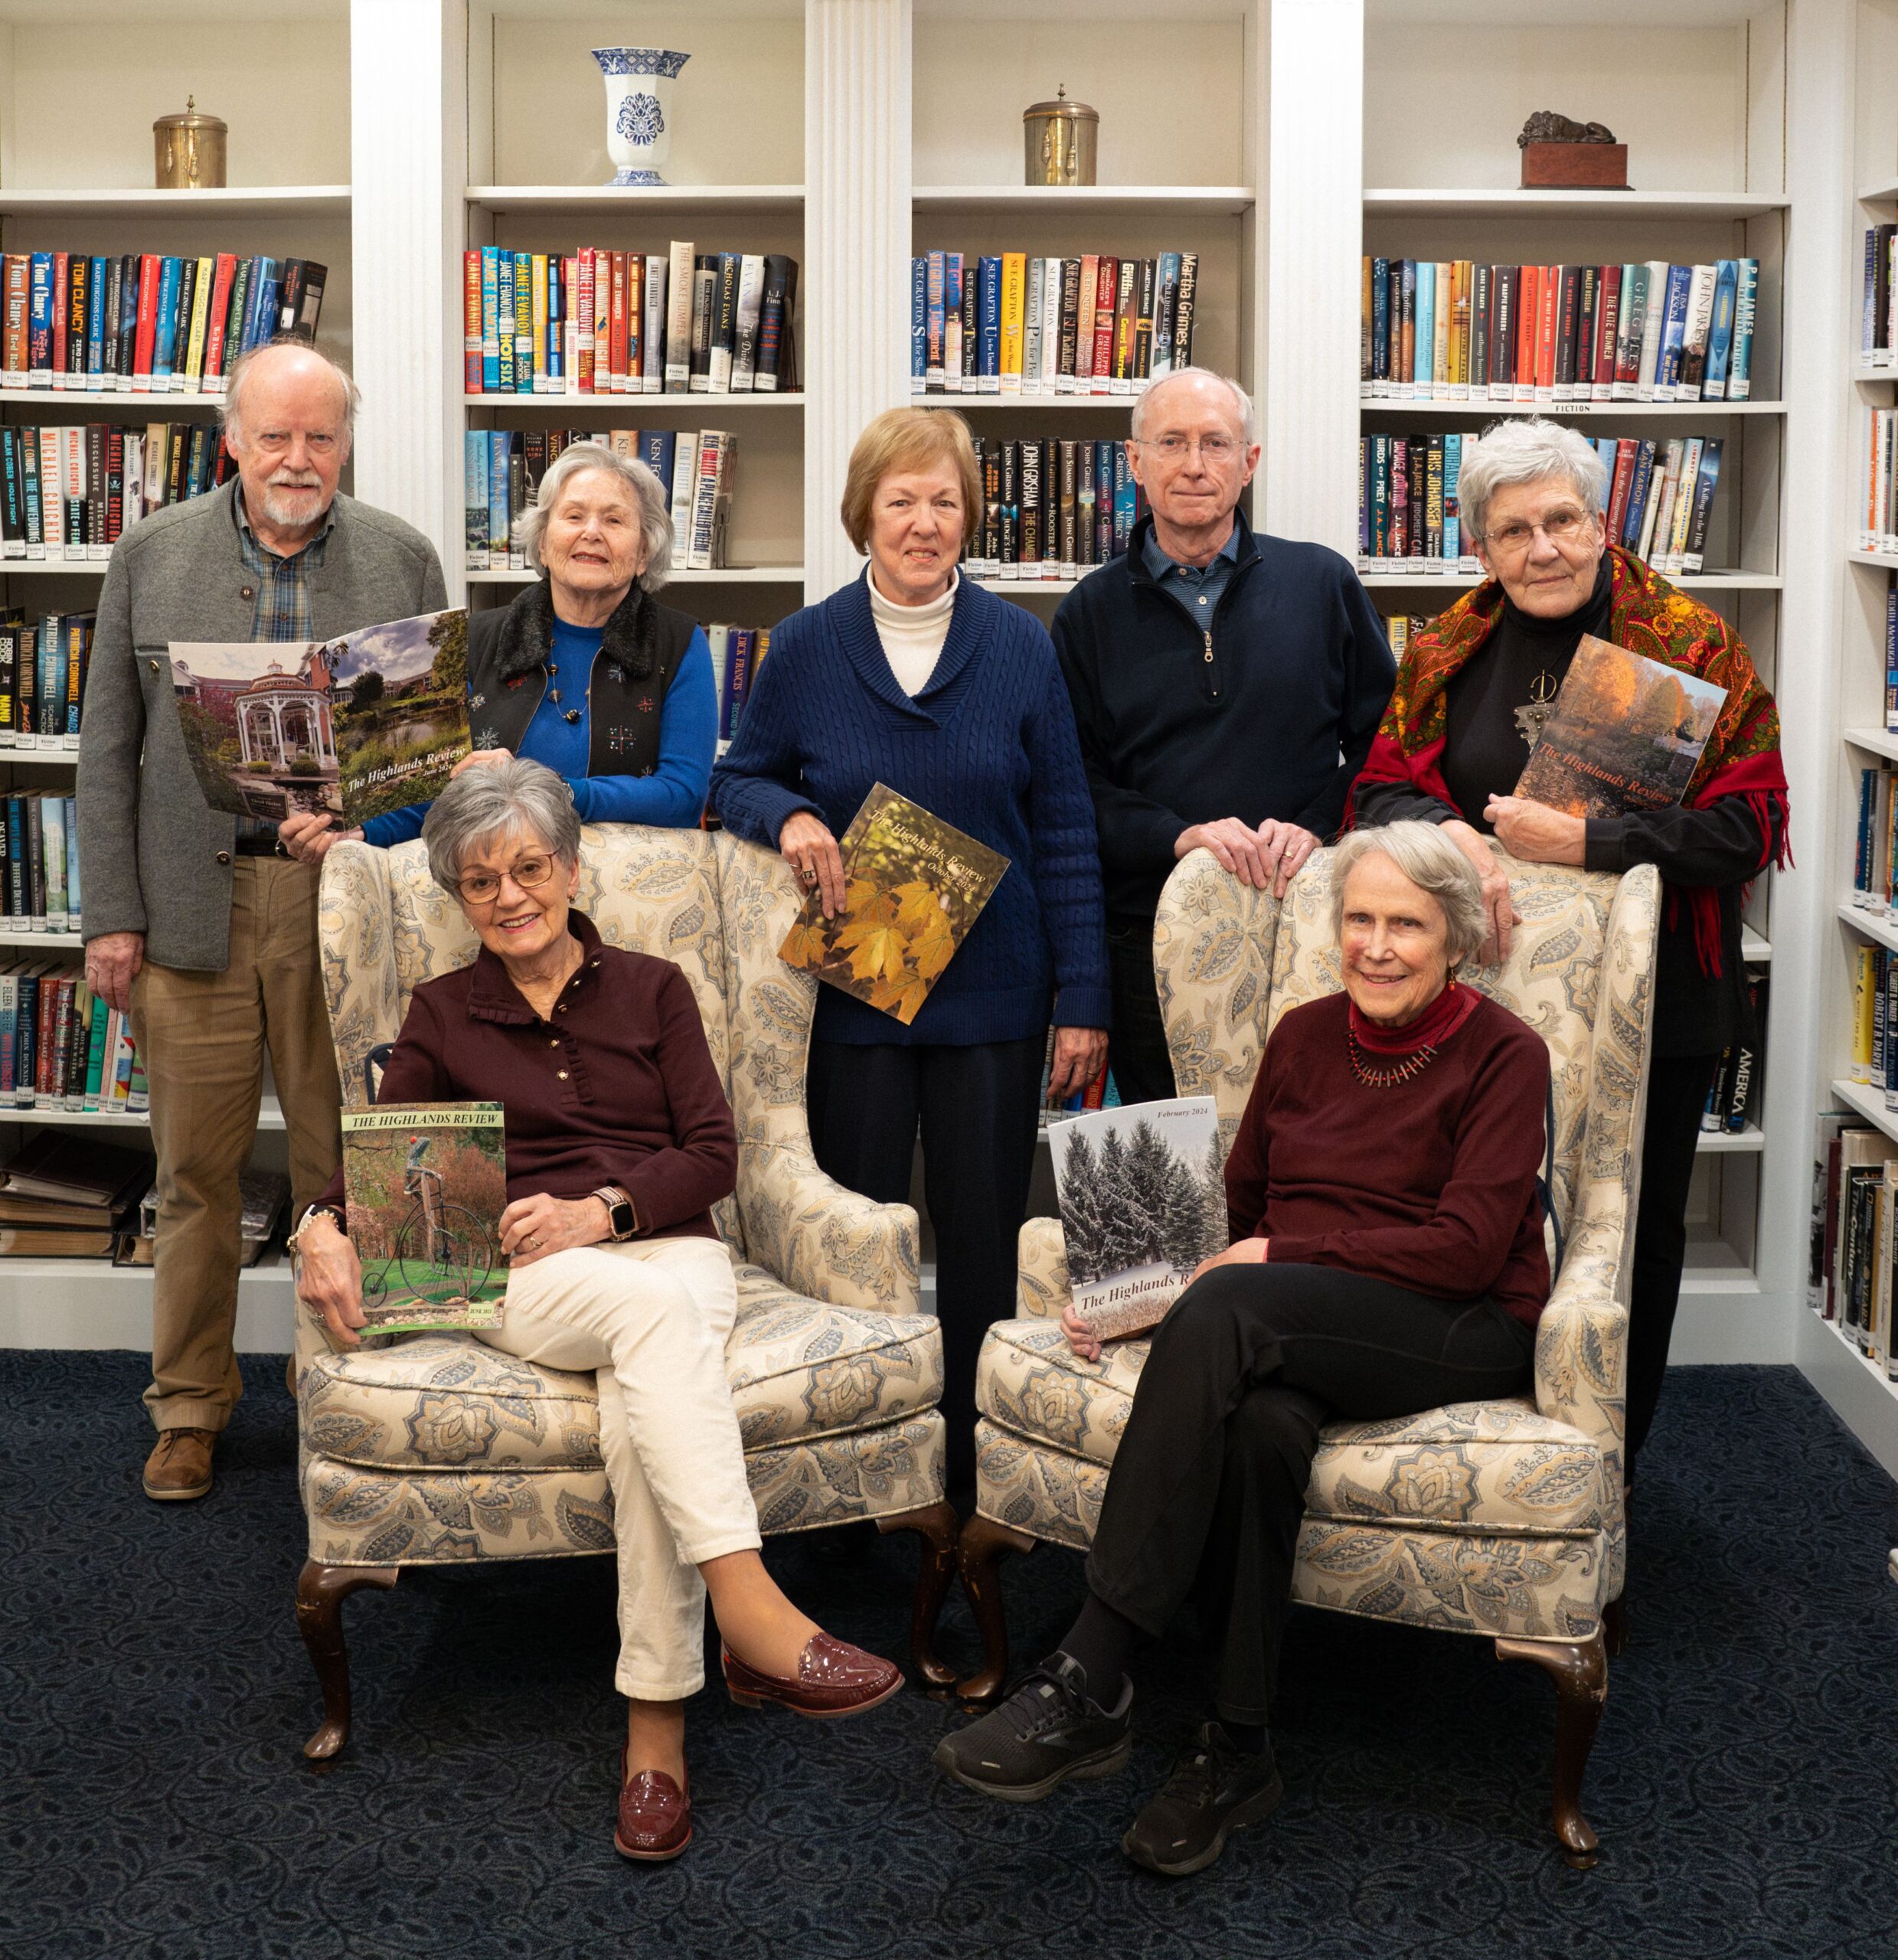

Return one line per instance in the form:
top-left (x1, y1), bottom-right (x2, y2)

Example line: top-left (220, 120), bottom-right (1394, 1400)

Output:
top-left (293, 759), bottom-right (900, 1867)
top-left (1351, 416), bottom-right (1789, 1479)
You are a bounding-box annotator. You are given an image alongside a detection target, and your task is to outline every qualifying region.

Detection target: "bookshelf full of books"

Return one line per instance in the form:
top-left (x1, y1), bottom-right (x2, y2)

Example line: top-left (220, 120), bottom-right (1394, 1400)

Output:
top-left (0, 0), bottom-right (347, 1337)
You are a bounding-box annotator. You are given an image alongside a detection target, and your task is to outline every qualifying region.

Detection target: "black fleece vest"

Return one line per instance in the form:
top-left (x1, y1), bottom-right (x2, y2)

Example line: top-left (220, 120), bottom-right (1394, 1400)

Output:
top-left (466, 578), bottom-right (695, 780)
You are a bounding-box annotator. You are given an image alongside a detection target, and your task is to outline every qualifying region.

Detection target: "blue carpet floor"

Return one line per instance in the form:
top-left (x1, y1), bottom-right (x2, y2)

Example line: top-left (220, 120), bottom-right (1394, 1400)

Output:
top-left (2, 1355), bottom-right (1896, 1960)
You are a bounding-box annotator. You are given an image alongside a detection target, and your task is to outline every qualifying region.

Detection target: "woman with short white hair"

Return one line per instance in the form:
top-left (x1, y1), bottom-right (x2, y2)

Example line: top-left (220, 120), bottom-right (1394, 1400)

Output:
top-left (281, 442), bottom-right (717, 861)
top-left (1353, 414), bottom-right (1789, 1476)
top-left (938, 821), bottom-right (1551, 1873)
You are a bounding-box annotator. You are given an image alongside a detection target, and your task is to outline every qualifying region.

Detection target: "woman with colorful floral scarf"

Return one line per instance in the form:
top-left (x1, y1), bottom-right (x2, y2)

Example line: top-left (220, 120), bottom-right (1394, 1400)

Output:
top-left (1352, 416), bottom-right (1788, 1481)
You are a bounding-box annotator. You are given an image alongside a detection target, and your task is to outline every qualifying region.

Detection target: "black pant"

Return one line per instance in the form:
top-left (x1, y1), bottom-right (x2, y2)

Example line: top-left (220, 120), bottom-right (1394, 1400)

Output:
top-left (1625, 1051), bottom-right (1722, 1468)
top-left (805, 1035), bottom-right (1045, 1503)
top-left (1106, 917), bottom-right (1177, 1107)
top-left (1084, 1262), bottom-right (1536, 1725)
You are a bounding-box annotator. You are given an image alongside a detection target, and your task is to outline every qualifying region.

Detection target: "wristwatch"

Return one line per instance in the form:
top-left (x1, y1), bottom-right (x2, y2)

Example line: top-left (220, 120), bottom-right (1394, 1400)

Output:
top-left (593, 1186), bottom-right (638, 1241)
top-left (289, 1204), bottom-right (347, 1255)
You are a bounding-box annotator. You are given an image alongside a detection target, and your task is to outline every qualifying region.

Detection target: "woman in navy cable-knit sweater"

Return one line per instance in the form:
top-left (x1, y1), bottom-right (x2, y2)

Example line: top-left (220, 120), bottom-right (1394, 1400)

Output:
top-left (711, 407), bottom-right (1111, 1504)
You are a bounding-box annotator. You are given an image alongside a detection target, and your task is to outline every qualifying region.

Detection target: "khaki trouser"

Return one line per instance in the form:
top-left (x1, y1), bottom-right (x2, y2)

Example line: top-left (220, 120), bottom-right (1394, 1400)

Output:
top-left (132, 858), bottom-right (342, 1432)
top-left (481, 1235), bottom-right (761, 1702)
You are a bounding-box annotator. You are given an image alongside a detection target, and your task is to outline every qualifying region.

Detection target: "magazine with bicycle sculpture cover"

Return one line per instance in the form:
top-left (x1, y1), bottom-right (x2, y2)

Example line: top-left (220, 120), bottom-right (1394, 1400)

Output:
top-left (341, 1102), bottom-right (508, 1334)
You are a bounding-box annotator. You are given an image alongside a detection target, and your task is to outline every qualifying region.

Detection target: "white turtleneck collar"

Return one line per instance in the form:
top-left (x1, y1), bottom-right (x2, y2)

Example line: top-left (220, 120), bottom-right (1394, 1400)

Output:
top-left (868, 567), bottom-right (958, 698)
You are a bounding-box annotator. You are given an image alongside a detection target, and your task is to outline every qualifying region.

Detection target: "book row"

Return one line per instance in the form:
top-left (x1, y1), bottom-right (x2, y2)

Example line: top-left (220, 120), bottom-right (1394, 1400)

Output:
top-left (958, 436), bottom-right (1149, 581)
top-left (1037, 1026), bottom-right (1122, 1119)
top-left (1811, 1109), bottom-right (1898, 1377)
top-left (909, 250), bottom-right (1199, 397)
top-left (0, 618), bottom-right (90, 750)
top-left (1848, 758), bottom-right (1898, 909)
top-left (462, 246), bottom-right (798, 397)
top-left (0, 792), bottom-right (79, 929)
top-left (0, 251), bottom-right (322, 398)
top-left (0, 422), bottom-right (230, 562)
top-left (1357, 430), bottom-right (1725, 577)
top-left (1856, 408), bottom-right (1898, 556)
top-left (1861, 224), bottom-right (1898, 367)
top-left (1359, 257), bottom-right (1761, 405)
top-left (1701, 973), bottom-right (1769, 1138)
top-left (0, 962), bottom-right (146, 1113)
top-left (707, 623), bottom-right (769, 744)
top-left (464, 428), bottom-right (736, 575)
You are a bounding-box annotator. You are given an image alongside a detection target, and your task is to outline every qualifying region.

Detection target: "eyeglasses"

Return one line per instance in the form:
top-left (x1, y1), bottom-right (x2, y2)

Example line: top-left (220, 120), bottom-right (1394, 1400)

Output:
top-left (453, 854), bottom-right (557, 906)
top-left (1485, 508), bottom-right (1597, 554)
top-left (1137, 434), bottom-right (1243, 465)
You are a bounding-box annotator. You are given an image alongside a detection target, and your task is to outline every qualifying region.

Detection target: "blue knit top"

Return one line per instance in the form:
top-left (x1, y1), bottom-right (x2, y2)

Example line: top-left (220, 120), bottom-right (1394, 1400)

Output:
top-left (710, 571), bottom-right (1112, 1047)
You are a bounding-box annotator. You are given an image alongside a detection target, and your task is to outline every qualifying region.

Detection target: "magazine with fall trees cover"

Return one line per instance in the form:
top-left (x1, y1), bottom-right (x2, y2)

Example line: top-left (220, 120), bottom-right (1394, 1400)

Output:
top-left (172, 608), bottom-right (470, 828)
top-left (778, 782), bottom-right (1009, 1025)
top-left (1050, 1096), bottom-right (1227, 1341)
top-left (1513, 632), bottom-right (1727, 819)
top-left (340, 1102), bottom-right (508, 1334)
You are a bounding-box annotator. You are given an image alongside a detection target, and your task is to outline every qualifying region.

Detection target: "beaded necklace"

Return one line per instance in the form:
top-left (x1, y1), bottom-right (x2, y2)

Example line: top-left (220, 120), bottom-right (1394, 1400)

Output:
top-left (1346, 1028), bottom-right (1440, 1089)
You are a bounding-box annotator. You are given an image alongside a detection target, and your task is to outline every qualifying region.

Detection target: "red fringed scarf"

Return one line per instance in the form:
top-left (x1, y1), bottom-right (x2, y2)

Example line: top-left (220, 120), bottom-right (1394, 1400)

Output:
top-left (1350, 547), bottom-right (1791, 977)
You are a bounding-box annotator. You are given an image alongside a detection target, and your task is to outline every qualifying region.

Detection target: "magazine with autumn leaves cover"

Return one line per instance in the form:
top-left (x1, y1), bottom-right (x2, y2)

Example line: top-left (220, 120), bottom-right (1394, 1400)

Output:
top-left (778, 784), bottom-right (1009, 1024)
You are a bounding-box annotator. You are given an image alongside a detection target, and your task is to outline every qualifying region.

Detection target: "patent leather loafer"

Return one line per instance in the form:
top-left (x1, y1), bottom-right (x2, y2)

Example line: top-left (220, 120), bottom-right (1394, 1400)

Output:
top-left (722, 1632), bottom-right (902, 1718)
top-left (614, 1749), bottom-right (691, 1862)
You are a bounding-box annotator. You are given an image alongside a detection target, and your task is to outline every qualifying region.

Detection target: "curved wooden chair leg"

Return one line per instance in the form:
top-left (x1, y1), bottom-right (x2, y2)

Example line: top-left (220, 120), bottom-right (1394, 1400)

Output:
top-left (1495, 1631), bottom-right (1609, 1870)
top-left (296, 1558), bottom-right (399, 1767)
top-left (874, 1498), bottom-right (962, 1694)
top-left (952, 1513), bottom-right (1036, 1708)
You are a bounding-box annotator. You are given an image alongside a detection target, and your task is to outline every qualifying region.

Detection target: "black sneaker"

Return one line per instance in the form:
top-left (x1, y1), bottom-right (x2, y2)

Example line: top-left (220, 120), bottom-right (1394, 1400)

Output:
top-left (932, 1654), bottom-right (1132, 1802)
top-left (1121, 1722), bottom-right (1284, 1876)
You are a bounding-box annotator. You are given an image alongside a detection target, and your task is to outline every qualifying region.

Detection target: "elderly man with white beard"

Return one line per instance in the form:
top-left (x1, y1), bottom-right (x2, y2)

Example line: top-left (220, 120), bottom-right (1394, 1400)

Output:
top-left (77, 339), bottom-right (446, 1502)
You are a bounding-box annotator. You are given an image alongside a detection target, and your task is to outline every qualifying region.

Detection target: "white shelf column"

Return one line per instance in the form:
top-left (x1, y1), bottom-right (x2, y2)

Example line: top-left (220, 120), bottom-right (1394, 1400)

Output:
top-left (349, 0), bottom-right (467, 596)
top-left (1261, 0), bottom-right (1362, 552)
top-left (804, 0), bottom-right (912, 602)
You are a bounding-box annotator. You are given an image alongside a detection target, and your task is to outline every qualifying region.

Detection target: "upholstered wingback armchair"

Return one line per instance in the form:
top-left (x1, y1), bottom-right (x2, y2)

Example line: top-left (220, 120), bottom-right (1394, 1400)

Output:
top-left (292, 827), bottom-right (957, 1761)
top-left (962, 845), bottom-right (1658, 1868)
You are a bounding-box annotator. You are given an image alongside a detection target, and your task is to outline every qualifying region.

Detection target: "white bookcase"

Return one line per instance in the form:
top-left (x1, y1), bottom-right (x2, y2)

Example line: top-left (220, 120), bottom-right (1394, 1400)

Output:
top-left (0, 0), bottom-right (354, 1348)
top-left (0, 0), bottom-right (1890, 1487)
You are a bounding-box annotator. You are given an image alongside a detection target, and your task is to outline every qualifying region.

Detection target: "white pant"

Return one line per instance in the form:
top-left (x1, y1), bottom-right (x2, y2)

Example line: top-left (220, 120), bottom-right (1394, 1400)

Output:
top-left (480, 1234), bottom-right (760, 1700)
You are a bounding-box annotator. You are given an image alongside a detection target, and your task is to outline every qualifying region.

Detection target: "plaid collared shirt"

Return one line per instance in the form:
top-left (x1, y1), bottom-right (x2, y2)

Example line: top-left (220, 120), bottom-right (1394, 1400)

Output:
top-left (232, 485), bottom-right (335, 843)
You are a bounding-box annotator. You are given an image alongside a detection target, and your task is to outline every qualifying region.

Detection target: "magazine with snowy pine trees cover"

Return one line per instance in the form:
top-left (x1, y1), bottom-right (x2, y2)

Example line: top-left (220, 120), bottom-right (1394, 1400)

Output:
top-left (779, 782), bottom-right (1009, 1025)
top-left (1049, 1096), bottom-right (1227, 1340)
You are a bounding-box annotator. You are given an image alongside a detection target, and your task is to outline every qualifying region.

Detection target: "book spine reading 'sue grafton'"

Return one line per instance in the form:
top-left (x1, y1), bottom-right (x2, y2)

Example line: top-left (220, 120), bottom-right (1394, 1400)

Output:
top-left (1358, 427), bottom-right (1726, 579)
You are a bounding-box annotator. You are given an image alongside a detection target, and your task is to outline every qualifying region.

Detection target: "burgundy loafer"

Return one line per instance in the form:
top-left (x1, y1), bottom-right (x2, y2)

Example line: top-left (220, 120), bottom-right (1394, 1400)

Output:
top-left (723, 1632), bottom-right (902, 1719)
top-left (614, 1749), bottom-right (691, 1862)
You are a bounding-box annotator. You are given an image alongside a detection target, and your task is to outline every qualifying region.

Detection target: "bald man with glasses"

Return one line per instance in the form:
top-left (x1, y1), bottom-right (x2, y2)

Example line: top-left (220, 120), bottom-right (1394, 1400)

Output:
top-left (1051, 367), bottom-right (1394, 1105)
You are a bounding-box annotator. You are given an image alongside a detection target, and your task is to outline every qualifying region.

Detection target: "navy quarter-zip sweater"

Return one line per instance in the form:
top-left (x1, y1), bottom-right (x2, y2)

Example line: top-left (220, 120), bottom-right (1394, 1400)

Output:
top-left (1052, 510), bottom-right (1396, 922)
top-left (710, 570), bottom-right (1112, 1047)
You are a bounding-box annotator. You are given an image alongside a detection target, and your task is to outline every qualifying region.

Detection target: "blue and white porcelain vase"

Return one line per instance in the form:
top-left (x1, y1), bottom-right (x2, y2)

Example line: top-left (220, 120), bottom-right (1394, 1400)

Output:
top-left (593, 47), bottom-right (688, 187)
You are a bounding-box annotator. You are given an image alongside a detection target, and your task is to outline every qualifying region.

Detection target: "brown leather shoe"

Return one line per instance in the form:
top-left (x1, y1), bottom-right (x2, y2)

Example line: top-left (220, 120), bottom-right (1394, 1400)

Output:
top-left (614, 1747), bottom-right (691, 1862)
top-left (723, 1632), bottom-right (902, 1719)
top-left (142, 1427), bottom-right (215, 1501)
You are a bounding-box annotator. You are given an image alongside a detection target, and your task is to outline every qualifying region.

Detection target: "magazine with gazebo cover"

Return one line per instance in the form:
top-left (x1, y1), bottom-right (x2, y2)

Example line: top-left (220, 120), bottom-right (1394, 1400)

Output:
top-left (172, 607), bottom-right (470, 828)
top-left (339, 1102), bottom-right (508, 1334)
top-left (1513, 632), bottom-right (1728, 818)
top-left (1048, 1095), bottom-right (1227, 1341)
top-left (778, 782), bottom-right (1010, 1024)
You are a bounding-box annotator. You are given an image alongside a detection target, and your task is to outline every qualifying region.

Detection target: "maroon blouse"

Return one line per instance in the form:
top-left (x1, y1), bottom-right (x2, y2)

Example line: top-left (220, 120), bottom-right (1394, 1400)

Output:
top-left (1223, 987), bottom-right (1552, 1328)
top-left (317, 910), bottom-right (737, 1241)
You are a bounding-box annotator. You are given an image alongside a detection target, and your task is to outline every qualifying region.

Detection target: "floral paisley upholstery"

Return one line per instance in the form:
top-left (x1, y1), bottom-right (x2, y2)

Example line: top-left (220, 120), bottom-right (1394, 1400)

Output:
top-left (302, 828), bottom-right (944, 1568)
top-left (977, 846), bottom-right (1658, 1642)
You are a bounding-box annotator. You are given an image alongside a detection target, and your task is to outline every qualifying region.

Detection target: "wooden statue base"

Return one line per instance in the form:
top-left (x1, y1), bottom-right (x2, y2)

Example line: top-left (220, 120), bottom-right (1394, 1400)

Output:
top-left (1521, 142), bottom-right (1628, 190)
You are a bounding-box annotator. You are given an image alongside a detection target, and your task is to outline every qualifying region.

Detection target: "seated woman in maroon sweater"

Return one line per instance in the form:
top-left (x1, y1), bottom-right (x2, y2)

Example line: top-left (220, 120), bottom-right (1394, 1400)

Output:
top-left (936, 819), bottom-right (1551, 1877)
top-left (294, 760), bottom-right (899, 1867)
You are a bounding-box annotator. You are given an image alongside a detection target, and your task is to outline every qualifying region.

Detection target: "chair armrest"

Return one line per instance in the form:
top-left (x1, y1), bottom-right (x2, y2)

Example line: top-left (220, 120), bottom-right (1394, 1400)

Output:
top-left (738, 1142), bottom-right (920, 1317)
top-left (319, 841), bottom-right (403, 1109)
top-left (1017, 1216), bottom-right (1070, 1319)
top-left (1534, 1258), bottom-right (1628, 1553)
